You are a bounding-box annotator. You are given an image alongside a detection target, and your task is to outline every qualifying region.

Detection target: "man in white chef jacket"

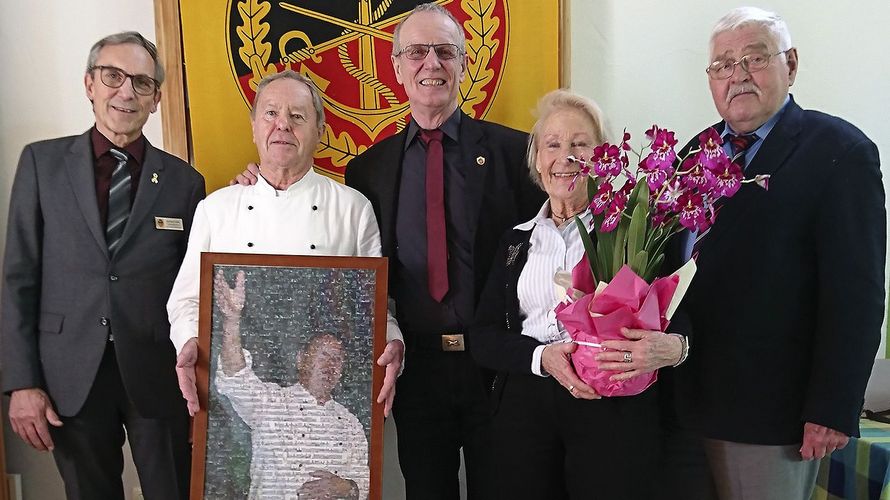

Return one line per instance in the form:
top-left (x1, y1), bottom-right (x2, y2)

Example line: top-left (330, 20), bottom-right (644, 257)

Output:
top-left (167, 70), bottom-right (404, 422)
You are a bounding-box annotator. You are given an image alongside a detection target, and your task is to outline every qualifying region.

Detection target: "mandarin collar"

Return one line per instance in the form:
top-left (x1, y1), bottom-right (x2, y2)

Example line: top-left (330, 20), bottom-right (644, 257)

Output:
top-left (254, 168), bottom-right (322, 198)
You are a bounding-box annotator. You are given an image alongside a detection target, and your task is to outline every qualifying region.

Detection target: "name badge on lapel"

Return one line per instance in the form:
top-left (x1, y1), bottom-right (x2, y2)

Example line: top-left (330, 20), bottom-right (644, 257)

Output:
top-left (155, 217), bottom-right (184, 231)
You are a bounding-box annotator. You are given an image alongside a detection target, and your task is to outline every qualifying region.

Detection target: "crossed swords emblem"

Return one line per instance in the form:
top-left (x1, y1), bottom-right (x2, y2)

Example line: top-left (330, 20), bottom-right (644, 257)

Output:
top-left (275, 0), bottom-right (453, 138)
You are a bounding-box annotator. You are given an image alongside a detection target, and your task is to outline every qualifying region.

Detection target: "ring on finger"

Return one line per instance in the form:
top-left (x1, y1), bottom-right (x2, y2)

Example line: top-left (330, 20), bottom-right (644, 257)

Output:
top-left (623, 351), bottom-right (632, 363)
top-left (568, 385), bottom-right (575, 393)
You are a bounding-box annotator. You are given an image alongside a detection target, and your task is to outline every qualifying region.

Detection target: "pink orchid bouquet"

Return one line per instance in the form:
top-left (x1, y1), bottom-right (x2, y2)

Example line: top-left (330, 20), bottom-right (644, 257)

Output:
top-left (554, 126), bottom-right (769, 396)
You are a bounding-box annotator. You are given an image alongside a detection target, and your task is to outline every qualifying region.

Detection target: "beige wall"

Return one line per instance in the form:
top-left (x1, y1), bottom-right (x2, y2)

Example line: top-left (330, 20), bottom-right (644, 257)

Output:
top-left (1, 1), bottom-right (887, 498)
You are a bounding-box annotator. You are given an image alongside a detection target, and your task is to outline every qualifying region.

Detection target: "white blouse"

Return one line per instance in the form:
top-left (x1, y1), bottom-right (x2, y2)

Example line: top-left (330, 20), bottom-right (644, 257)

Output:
top-left (515, 201), bottom-right (592, 376)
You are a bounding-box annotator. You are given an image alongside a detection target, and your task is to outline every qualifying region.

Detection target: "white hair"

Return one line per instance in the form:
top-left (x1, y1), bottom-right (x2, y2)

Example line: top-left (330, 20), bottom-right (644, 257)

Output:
top-left (710, 7), bottom-right (793, 56)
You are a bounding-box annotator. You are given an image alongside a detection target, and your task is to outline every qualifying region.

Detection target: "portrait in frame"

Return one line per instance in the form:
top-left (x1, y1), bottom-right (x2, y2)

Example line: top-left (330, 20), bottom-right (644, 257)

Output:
top-left (190, 252), bottom-right (387, 500)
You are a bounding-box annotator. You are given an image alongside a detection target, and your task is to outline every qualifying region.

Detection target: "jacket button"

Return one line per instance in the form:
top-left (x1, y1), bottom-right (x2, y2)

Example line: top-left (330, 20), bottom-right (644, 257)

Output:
top-left (247, 242), bottom-right (254, 248)
top-left (100, 317), bottom-right (109, 326)
top-left (109, 274), bottom-right (119, 281)
top-left (310, 244), bottom-right (316, 250)
top-left (312, 205), bottom-right (318, 211)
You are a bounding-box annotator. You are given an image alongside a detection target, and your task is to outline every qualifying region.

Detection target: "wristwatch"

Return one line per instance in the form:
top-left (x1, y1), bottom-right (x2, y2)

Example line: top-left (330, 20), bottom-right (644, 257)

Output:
top-left (668, 333), bottom-right (690, 367)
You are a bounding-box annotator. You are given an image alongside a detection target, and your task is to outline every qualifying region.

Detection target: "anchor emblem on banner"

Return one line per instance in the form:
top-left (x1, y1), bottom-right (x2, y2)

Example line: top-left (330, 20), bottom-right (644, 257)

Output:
top-left (227, 0), bottom-right (508, 177)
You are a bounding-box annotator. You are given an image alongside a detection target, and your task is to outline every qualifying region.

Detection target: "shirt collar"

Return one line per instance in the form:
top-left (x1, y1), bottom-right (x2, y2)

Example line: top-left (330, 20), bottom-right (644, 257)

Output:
top-left (404, 108), bottom-right (462, 151)
top-left (722, 94), bottom-right (791, 141)
top-left (515, 200), bottom-right (592, 231)
top-left (90, 126), bottom-right (145, 165)
top-left (254, 167), bottom-right (322, 198)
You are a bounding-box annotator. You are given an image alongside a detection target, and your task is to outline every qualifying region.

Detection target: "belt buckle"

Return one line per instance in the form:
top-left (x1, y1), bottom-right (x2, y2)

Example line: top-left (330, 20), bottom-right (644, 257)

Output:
top-left (441, 334), bottom-right (465, 352)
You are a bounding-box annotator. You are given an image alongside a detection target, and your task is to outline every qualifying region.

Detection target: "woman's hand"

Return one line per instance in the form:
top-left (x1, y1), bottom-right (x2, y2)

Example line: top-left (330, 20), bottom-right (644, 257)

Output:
top-left (541, 342), bottom-right (600, 399)
top-left (597, 328), bottom-right (683, 381)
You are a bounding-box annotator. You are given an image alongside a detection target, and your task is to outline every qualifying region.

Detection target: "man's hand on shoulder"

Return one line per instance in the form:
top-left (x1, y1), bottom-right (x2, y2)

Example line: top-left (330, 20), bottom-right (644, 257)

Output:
top-left (800, 421), bottom-right (850, 460)
top-left (376, 339), bottom-right (404, 417)
top-left (176, 338), bottom-right (200, 416)
top-left (8, 388), bottom-right (62, 451)
top-left (229, 162), bottom-right (260, 186)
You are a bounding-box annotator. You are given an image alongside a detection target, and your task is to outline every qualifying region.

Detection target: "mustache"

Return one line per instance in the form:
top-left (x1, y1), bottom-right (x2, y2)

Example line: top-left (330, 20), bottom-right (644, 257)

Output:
top-left (726, 84), bottom-right (761, 103)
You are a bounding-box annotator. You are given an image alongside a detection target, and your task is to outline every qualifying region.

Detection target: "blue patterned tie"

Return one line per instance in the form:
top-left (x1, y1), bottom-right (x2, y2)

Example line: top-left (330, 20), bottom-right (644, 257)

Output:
top-left (106, 148), bottom-right (131, 253)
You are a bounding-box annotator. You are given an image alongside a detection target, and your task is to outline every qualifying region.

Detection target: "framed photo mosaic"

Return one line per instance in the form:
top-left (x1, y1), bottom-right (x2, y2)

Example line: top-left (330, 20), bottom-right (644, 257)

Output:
top-left (190, 252), bottom-right (388, 500)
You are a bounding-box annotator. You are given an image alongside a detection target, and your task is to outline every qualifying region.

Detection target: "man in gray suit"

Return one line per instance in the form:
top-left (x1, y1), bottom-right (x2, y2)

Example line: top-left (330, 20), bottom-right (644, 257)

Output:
top-left (1, 32), bottom-right (205, 499)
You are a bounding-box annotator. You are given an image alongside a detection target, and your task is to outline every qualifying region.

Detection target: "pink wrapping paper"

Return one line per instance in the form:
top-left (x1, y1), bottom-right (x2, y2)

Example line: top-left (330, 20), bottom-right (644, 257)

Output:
top-left (555, 264), bottom-right (679, 397)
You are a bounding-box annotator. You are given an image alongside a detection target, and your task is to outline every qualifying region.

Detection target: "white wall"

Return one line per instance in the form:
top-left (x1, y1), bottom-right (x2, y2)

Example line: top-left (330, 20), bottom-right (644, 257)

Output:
top-left (570, 0), bottom-right (890, 356)
top-left (0, 2), bottom-right (159, 498)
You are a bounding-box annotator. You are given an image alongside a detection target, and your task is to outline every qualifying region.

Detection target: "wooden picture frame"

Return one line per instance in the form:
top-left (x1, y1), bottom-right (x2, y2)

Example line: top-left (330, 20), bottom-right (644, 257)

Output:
top-left (190, 253), bottom-right (388, 500)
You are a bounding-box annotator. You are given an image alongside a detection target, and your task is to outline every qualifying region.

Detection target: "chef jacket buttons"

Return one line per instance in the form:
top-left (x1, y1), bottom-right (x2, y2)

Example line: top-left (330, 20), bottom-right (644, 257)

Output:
top-left (247, 242), bottom-right (254, 248)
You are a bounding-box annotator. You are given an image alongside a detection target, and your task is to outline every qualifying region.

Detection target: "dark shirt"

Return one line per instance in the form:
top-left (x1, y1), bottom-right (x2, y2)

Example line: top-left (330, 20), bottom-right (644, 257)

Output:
top-left (394, 109), bottom-right (476, 335)
top-left (90, 126), bottom-right (144, 228)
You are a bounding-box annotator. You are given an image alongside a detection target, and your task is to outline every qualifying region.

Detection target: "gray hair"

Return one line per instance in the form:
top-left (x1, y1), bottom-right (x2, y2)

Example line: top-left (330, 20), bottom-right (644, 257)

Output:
top-left (526, 89), bottom-right (607, 189)
top-left (392, 2), bottom-right (466, 56)
top-left (710, 7), bottom-right (793, 56)
top-left (251, 70), bottom-right (326, 131)
top-left (86, 31), bottom-right (165, 84)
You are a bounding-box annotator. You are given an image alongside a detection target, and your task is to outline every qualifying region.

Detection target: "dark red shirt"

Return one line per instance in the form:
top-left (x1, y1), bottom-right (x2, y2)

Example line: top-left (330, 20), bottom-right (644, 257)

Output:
top-left (91, 127), bottom-right (144, 228)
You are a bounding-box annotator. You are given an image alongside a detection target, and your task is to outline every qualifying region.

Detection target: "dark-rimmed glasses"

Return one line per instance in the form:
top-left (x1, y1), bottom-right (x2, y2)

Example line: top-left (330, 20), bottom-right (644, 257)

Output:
top-left (706, 50), bottom-right (789, 80)
top-left (89, 65), bottom-right (159, 96)
top-left (395, 43), bottom-right (463, 61)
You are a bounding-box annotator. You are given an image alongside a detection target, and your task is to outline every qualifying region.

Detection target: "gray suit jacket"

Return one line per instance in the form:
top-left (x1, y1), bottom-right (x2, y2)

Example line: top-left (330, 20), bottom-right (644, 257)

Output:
top-left (1, 129), bottom-right (205, 417)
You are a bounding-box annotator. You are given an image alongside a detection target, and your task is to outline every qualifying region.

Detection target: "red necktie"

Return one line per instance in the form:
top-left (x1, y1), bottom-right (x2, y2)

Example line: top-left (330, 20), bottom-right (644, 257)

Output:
top-left (421, 129), bottom-right (449, 302)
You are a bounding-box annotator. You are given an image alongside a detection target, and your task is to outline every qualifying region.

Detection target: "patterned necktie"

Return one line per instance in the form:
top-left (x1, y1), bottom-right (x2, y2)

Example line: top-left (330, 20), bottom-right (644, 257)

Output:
top-left (420, 129), bottom-right (449, 302)
top-left (727, 133), bottom-right (759, 169)
top-left (106, 148), bottom-right (131, 254)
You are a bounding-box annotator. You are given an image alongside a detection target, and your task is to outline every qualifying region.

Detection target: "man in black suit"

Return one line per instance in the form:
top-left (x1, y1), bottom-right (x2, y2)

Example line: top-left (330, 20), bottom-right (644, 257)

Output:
top-left (671, 7), bottom-right (884, 499)
top-left (1, 32), bottom-right (205, 499)
top-left (345, 4), bottom-right (544, 498)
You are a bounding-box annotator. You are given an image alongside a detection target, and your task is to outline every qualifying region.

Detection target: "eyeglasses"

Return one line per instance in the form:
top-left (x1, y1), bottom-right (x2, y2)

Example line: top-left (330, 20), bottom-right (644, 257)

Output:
top-left (395, 43), bottom-right (463, 61)
top-left (89, 65), bottom-right (159, 96)
top-left (706, 50), bottom-right (788, 80)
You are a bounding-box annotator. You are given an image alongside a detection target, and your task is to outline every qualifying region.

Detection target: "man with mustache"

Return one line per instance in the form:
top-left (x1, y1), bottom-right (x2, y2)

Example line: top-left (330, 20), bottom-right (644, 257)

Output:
top-left (666, 7), bottom-right (884, 499)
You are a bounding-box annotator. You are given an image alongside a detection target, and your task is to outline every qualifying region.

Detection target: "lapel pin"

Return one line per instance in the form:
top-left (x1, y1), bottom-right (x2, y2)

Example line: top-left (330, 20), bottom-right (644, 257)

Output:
top-left (476, 156), bottom-right (486, 166)
top-left (151, 172), bottom-right (159, 184)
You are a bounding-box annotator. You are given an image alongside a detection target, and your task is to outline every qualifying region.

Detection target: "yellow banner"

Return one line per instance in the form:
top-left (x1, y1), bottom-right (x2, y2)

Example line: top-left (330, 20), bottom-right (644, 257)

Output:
top-left (180, 0), bottom-right (561, 192)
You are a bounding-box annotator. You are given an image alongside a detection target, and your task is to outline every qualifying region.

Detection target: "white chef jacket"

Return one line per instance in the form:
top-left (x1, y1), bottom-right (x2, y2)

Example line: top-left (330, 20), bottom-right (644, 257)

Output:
top-left (167, 169), bottom-right (402, 353)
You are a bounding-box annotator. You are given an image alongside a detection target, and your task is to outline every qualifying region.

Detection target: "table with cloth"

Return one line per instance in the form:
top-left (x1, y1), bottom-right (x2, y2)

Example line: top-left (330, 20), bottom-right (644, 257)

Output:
top-left (813, 418), bottom-right (890, 500)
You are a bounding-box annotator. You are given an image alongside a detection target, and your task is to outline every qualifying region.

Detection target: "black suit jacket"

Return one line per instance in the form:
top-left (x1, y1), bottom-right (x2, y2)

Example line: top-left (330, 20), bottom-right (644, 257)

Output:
top-left (345, 111), bottom-right (545, 310)
top-left (1, 130), bottom-right (206, 417)
top-left (673, 97), bottom-right (885, 444)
